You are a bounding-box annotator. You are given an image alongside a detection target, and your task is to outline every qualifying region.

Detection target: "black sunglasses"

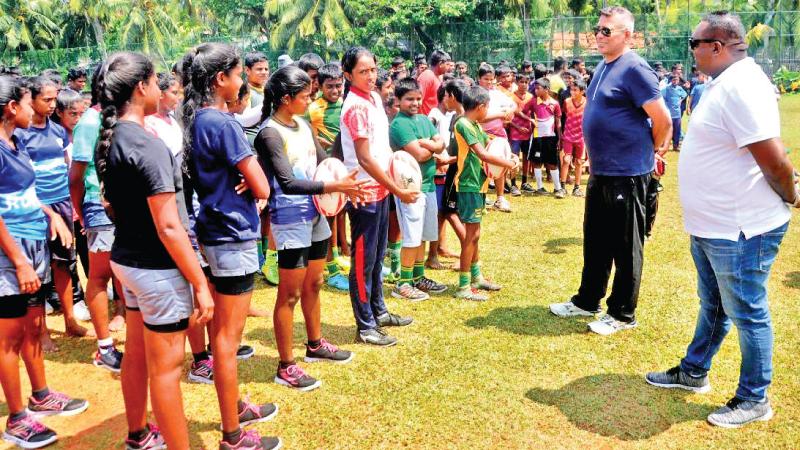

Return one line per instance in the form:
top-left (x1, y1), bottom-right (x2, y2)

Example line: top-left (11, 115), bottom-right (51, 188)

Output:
top-left (689, 38), bottom-right (745, 49)
top-left (593, 26), bottom-right (617, 37)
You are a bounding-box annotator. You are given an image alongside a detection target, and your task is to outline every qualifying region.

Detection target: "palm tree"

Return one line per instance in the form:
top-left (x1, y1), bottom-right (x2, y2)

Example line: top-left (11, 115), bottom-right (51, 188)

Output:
top-left (0, 0), bottom-right (61, 51)
top-left (264, 0), bottom-right (351, 50)
top-left (116, 0), bottom-right (182, 64)
top-left (66, 0), bottom-right (121, 52)
top-left (568, 0), bottom-right (588, 56)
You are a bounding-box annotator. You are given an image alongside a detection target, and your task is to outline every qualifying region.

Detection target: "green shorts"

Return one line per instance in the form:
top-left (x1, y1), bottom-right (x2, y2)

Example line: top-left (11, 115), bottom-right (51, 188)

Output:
top-left (457, 192), bottom-right (486, 224)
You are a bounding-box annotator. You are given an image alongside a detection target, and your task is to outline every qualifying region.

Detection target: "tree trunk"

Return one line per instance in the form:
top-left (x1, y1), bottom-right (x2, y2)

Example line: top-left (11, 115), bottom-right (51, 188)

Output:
top-left (764, 0), bottom-right (777, 26)
top-left (413, 24), bottom-right (436, 54)
top-left (548, 16), bottom-right (556, 61)
top-left (91, 17), bottom-right (106, 55)
top-left (572, 15), bottom-right (582, 57)
top-left (522, 3), bottom-right (532, 59)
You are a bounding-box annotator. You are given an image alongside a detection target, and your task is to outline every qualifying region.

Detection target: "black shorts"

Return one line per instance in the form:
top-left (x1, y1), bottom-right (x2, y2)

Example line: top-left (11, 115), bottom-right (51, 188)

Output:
top-left (528, 136), bottom-right (560, 166)
top-left (441, 162), bottom-right (458, 214)
top-left (388, 193), bottom-right (397, 212)
top-left (0, 294), bottom-right (40, 319)
top-left (209, 273), bottom-right (255, 295)
top-left (277, 239), bottom-right (329, 270)
top-left (47, 199), bottom-right (77, 263)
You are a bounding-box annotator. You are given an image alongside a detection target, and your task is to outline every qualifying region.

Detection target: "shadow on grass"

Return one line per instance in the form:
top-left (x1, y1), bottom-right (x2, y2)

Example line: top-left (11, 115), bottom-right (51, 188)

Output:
top-left (58, 411), bottom-right (218, 449)
top-left (543, 237), bottom-right (583, 254)
top-left (525, 373), bottom-right (717, 440)
top-left (783, 271), bottom-right (800, 289)
top-left (244, 322), bottom-right (355, 348)
top-left (464, 305), bottom-right (588, 336)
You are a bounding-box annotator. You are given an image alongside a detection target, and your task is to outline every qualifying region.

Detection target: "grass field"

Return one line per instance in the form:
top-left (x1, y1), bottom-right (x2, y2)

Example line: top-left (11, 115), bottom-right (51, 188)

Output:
top-left (3, 97), bottom-right (800, 450)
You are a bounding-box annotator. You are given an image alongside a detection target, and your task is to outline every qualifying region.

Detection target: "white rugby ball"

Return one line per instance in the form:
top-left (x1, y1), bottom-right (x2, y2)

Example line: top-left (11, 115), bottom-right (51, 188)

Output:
top-left (483, 138), bottom-right (512, 179)
top-left (389, 151), bottom-right (422, 192)
top-left (312, 158), bottom-right (348, 217)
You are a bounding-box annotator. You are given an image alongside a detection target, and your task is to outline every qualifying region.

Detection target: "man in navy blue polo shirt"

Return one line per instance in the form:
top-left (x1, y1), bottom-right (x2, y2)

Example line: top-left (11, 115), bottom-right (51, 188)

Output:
top-left (550, 6), bottom-right (672, 336)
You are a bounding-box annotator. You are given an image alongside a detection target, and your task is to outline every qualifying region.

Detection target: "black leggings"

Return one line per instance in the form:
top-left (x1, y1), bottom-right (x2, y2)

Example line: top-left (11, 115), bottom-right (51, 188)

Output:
top-left (277, 239), bottom-right (329, 270)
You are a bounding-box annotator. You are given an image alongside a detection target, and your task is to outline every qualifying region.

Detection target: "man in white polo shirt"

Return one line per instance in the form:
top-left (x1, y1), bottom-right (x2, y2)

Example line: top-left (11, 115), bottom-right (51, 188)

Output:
top-left (646, 11), bottom-right (799, 428)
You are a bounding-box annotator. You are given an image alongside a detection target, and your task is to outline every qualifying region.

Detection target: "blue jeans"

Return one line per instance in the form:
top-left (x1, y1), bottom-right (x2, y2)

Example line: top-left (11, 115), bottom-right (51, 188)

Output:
top-left (671, 117), bottom-right (682, 149)
top-left (680, 222), bottom-right (787, 402)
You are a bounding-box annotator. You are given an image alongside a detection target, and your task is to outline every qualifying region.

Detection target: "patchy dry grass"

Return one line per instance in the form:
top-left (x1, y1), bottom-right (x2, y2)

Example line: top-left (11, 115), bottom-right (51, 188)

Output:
top-left (2, 97), bottom-right (800, 449)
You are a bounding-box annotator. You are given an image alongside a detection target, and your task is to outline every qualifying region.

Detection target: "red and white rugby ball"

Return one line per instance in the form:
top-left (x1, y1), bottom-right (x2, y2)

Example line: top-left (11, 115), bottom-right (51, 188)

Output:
top-left (483, 138), bottom-right (512, 179)
top-left (389, 151), bottom-right (422, 192)
top-left (313, 158), bottom-right (348, 217)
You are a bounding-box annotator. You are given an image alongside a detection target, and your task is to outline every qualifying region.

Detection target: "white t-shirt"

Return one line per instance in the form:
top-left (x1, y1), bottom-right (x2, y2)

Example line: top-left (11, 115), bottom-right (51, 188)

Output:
top-left (428, 108), bottom-right (454, 148)
top-left (678, 58), bottom-right (790, 241)
top-left (144, 113), bottom-right (183, 157)
top-left (340, 87), bottom-right (392, 202)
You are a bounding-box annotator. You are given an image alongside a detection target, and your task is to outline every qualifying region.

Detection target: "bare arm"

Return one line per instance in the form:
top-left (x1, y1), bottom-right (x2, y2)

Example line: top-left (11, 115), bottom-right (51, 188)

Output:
top-left (418, 135), bottom-right (445, 154)
top-left (748, 137), bottom-right (799, 205)
top-left (69, 162), bottom-right (87, 225)
top-left (471, 142), bottom-right (515, 169)
top-left (354, 138), bottom-right (418, 204)
top-left (235, 155), bottom-right (270, 199)
top-left (0, 218), bottom-right (40, 294)
top-left (643, 97), bottom-right (673, 155)
top-left (147, 193), bottom-right (214, 324)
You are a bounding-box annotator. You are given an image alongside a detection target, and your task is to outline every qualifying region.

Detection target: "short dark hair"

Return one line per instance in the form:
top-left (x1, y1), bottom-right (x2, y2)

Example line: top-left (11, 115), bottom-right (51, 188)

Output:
top-left (462, 86), bottom-right (490, 111)
top-left (317, 63), bottom-right (343, 85)
top-left (414, 54), bottom-right (426, 65)
top-left (429, 50), bottom-right (451, 68)
top-left (444, 79), bottom-right (468, 104)
top-left (391, 57), bottom-right (405, 68)
top-left (436, 83), bottom-right (447, 103)
top-left (496, 65), bottom-right (513, 76)
top-left (553, 57), bottom-right (566, 72)
top-left (516, 72), bottom-right (530, 83)
top-left (68, 67), bottom-right (87, 81)
top-left (244, 52), bottom-right (268, 69)
top-left (298, 53), bottom-right (325, 72)
top-left (376, 68), bottom-right (392, 89)
top-left (521, 60), bottom-right (533, 70)
top-left (534, 77), bottom-right (551, 90)
top-left (572, 79), bottom-right (587, 91)
top-left (40, 69), bottom-right (62, 86)
top-left (534, 64), bottom-right (547, 79)
top-left (570, 57), bottom-right (584, 68)
top-left (702, 11), bottom-right (746, 44)
top-left (394, 77), bottom-right (421, 100)
top-left (477, 63), bottom-right (494, 78)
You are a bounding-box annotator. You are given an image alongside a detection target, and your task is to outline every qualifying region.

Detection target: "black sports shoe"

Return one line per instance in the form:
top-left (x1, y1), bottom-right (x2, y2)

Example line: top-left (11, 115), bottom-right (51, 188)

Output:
top-left (207, 344), bottom-right (255, 361)
top-left (356, 328), bottom-right (397, 347)
top-left (413, 276), bottom-right (447, 294)
top-left (376, 312), bottom-right (413, 327)
top-left (304, 338), bottom-right (354, 364)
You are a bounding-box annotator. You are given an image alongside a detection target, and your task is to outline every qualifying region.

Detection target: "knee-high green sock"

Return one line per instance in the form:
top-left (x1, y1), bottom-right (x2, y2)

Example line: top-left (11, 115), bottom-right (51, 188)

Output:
top-left (389, 242), bottom-right (402, 273)
top-left (257, 240), bottom-right (264, 258)
top-left (413, 262), bottom-right (425, 281)
top-left (459, 272), bottom-right (470, 289)
top-left (399, 265), bottom-right (414, 287)
top-left (470, 262), bottom-right (482, 282)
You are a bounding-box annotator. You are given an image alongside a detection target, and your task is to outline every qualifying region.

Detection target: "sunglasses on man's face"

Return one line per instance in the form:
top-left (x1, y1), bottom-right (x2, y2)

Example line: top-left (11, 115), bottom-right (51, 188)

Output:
top-left (689, 38), bottom-right (745, 50)
top-left (593, 26), bottom-right (624, 37)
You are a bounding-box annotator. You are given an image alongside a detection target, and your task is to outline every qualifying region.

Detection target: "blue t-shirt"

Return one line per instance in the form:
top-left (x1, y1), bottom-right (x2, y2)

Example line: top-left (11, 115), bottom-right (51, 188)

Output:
top-left (583, 51), bottom-right (661, 176)
top-left (13, 119), bottom-right (70, 205)
top-left (189, 108), bottom-right (259, 245)
top-left (0, 138), bottom-right (48, 240)
top-left (690, 83), bottom-right (706, 110)
top-left (661, 84), bottom-right (688, 119)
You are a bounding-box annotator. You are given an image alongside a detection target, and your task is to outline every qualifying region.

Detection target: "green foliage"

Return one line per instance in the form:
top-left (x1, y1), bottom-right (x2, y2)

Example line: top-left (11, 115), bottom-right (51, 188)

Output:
top-left (774, 67), bottom-right (800, 94)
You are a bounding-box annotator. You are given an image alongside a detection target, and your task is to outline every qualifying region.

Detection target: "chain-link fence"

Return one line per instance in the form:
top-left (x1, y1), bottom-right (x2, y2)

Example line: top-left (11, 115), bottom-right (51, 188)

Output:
top-left (2, 10), bottom-right (798, 76)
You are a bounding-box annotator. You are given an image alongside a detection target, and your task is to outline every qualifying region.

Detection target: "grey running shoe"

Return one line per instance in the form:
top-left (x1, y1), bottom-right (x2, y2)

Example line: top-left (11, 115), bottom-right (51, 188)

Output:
top-left (391, 283), bottom-right (429, 302)
top-left (572, 186), bottom-right (585, 197)
top-left (509, 185), bottom-right (522, 197)
top-left (377, 312), bottom-right (413, 327)
top-left (707, 397), bottom-right (773, 428)
top-left (549, 301), bottom-right (599, 317)
top-left (645, 366), bottom-right (711, 393)
top-left (534, 187), bottom-right (549, 196)
top-left (554, 188), bottom-right (567, 199)
top-left (357, 328), bottom-right (397, 347)
top-left (414, 276), bottom-right (447, 294)
top-left (521, 183), bottom-right (536, 194)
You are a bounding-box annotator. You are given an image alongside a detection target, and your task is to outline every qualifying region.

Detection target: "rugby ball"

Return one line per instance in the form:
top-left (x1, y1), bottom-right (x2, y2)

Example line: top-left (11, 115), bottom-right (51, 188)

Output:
top-left (312, 158), bottom-right (348, 217)
top-left (389, 151), bottom-right (422, 192)
top-left (483, 138), bottom-right (513, 179)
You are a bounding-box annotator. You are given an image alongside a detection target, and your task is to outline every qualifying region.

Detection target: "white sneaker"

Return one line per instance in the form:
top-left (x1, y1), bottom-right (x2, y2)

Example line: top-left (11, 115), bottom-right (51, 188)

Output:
top-left (106, 284), bottom-right (115, 300)
top-left (494, 197), bottom-right (512, 212)
top-left (549, 301), bottom-right (598, 317)
top-left (73, 301), bottom-right (91, 322)
top-left (588, 314), bottom-right (638, 336)
top-left (45, 301), bottom-right (54, 315)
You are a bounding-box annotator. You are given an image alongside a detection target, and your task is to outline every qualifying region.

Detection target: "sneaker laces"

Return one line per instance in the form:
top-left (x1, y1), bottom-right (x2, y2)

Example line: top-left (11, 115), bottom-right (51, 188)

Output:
top-left (317, 338), bottom-right (338, 354)
top-left (284, 364), bottom-right (309, 380)
top-left (195, 358), bottom-right (213, 372)
top-left (238, 397), bottom-right (261, 419)
top-left (37, 390), bottom-right (70, 408)
top-left (12, 415), bottom-right (46, 435)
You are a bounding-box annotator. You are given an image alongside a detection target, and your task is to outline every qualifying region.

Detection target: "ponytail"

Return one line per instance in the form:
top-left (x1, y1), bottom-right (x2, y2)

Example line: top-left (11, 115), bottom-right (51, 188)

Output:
top-left (179, 43), bottom-right (241, 174)
top-left (93, 52), bottom-right (154, 187)
top-left (258, 65), bottom-right (311, 125)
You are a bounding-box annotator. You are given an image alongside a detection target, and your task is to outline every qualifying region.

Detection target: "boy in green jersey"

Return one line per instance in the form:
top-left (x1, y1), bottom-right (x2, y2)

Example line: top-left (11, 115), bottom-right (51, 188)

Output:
top-left (453, 86), bottom-right (518, 301)
top-left (388, 78), bottom-right (448, 301)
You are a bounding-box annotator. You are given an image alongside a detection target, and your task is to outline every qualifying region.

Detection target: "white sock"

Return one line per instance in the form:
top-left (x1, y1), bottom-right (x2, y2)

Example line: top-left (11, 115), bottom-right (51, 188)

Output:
top-left (534, 169), bottom-right (543, 189)
top-left (98, 337), bottom-right (113, 352)
top-left (551, 169), bottom-right (562, 191)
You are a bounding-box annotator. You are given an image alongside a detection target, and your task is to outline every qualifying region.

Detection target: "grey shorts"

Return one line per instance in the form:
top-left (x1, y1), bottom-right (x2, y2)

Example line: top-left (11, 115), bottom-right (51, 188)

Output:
top-left (395, 190), bottom-right (439, 248)
top-left (110, 261), bottom-right (193, 332)
top-left (0, 237), bottom-right (52, 297)
top-left (86, 225), bottom-right (115, 253)
top-left (271, 214), bottom-right (332, 251)
top-left (201, 240), bottom-right (259, 278)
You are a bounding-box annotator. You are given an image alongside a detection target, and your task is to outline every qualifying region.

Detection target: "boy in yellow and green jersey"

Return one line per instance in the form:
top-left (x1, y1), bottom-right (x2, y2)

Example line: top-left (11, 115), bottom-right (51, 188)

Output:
top-left (453, 86), bottom-right (518, 301)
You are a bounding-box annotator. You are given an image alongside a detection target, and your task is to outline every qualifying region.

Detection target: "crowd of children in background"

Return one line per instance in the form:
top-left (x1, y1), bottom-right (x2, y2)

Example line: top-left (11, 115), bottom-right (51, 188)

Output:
top-left (0, 47), bottom-right (689, 449)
